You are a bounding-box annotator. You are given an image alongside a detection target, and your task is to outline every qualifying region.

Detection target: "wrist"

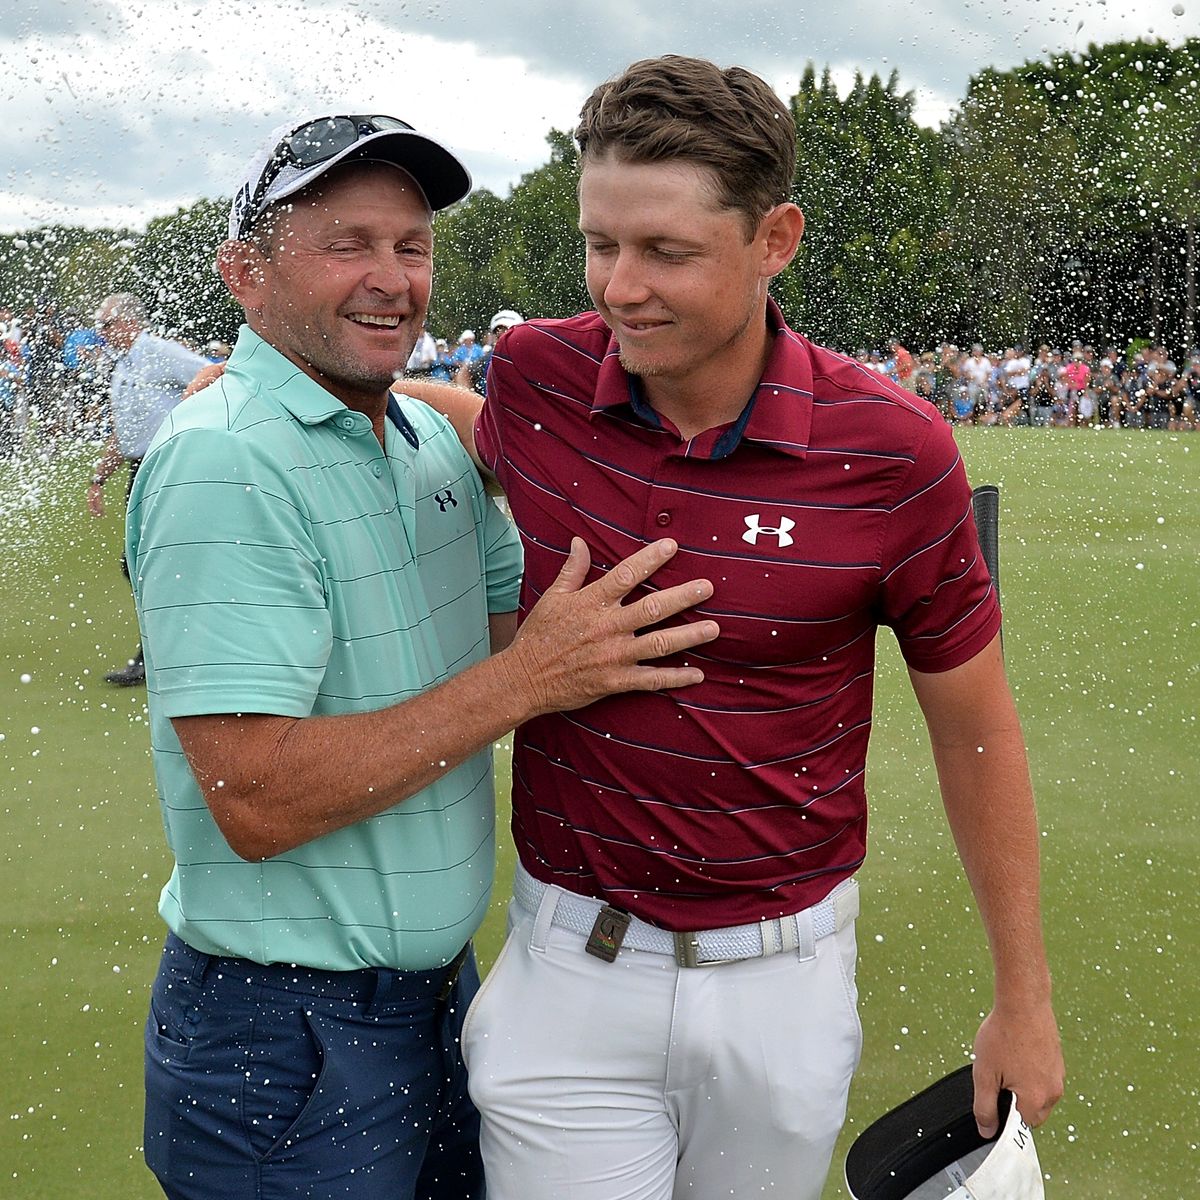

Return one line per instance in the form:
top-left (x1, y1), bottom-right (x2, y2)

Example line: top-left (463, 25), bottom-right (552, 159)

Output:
top-left (485, 643), bottom-right (545, 725)
top-left (992, 964), bottom-right (1053, 1012)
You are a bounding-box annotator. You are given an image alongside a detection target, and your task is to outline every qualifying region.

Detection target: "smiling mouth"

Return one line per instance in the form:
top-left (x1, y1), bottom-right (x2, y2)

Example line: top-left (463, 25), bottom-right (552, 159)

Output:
top-left (619, 318), bottom-right (670, 332)
top-left (347, 313), bottom-right (403, 328)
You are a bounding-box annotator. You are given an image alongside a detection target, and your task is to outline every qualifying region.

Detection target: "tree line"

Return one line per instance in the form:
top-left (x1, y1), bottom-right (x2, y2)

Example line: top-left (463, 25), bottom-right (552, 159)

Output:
top-left (2, 37), bottom-right (1196, 355)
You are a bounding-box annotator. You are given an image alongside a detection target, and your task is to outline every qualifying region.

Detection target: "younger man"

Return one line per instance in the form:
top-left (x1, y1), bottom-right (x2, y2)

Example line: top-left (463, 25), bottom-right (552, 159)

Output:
top-left (416, 57), bottom-right (1063, 1200)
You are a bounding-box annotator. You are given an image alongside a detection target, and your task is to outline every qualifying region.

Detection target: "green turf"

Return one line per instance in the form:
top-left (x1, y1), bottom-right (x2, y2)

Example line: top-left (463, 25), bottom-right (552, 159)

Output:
top-left (1, 431), bottom-right (1195, 1197)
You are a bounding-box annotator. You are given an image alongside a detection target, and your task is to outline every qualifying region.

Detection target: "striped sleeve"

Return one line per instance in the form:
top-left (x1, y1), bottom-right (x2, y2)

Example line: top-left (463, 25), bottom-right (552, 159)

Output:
top-left (127, 425), bottom-right (331, 718)
top-left (480, 497), bottom-right (522, 612)
top-left (475, 385), bottom-right (506, 484)
top-left (876, 419), bottom-right (1001, 672)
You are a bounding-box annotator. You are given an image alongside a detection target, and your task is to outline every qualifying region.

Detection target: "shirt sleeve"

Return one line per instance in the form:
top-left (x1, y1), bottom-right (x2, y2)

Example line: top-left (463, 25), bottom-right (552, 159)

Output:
top-left (877, 418), bottom-right (1001, 673)
top-left (126, 425), bottom-right (331, 719)
top-left (475, 391), bottom-right (503, 483)
top-left (479, 494), bottom-right (522, 613)
top-left (160, 338), bottom-right (211, 389)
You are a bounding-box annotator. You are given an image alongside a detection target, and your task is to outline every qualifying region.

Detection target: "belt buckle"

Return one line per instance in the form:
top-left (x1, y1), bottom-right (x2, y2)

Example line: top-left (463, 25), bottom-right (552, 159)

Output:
top-left (586, 905), bottom-right (631, 963)
top-left (672, 931), bottom-right (743, 968)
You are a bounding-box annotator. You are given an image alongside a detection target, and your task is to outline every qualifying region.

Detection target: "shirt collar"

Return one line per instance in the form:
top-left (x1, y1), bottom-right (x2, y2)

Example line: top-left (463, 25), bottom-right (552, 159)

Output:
top-left (225, 325), bottom-right (419, 446)
top-left (386, 393), bottom-right (421, 449)
top-left (226, 325), bottom-right (363, 427)
top-left (589, 298), bottom-right (812, 460)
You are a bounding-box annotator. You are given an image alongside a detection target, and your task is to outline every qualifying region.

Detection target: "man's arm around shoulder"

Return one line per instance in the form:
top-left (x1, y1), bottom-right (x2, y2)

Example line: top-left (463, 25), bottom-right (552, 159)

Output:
top-left (174, 538), bottom-right (719, 861)
top-left (909, 633), bottom-right (1064, 1136)
top-left (393, 378), bottom-right (486, 474)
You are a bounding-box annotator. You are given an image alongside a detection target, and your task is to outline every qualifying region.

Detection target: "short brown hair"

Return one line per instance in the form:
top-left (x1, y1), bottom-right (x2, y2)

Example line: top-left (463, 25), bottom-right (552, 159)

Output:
top-left (575, 55), bottom-right (796, 239)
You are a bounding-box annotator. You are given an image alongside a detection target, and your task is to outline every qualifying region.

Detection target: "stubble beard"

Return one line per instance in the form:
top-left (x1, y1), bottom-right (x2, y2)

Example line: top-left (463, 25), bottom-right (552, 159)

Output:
top-left (617, 349), bottom-right (664, 379)
top-left (305, 322), bottom-right (418, 402)
top-left (615, 304), bottom-right (758, 386)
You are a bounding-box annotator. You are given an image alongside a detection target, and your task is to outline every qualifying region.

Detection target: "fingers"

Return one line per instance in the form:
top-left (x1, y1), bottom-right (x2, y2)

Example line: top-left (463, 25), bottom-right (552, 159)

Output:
top-left (972, 1048), bottom-right (1064, 1138)
top-left (510, 537), bottom-right (719, 715)
top-left (546, 537), bottom-right (592, 595)
top-left (1016, 1091), bottom-right (1057, 1130)
top-left (632, 617), bottom-right (720, 663)
top-left (973, 1079), bottom-right (1059, 1140)
top-left (548, 539), bottom-right (714, 632)
top-left (972, 1061), bottom-right (1002, 1140)
top-left (581, 540), bottom-right (714, 633)
top-left (624, 577), bottom-right (715, 629)
top-left (1007, 1065), bottom-right (1064, 1130)
top-left (183, 362), bottom-right (226, 399)
top-left (625, 664), bottom-right (707, 692)
top-left (589, 538), bottom-right (684, 602)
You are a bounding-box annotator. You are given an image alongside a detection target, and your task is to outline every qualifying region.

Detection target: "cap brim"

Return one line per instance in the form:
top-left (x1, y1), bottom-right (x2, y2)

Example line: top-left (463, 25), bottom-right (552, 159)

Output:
top-left (263, 127), bottom-right (472, 215)
top-left (845, 1067), bottom-right (1042, 1200)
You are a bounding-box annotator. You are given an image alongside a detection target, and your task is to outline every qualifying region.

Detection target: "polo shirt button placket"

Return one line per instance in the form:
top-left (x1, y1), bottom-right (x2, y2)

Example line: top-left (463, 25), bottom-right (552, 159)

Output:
top-left (655, 510), bottom-right (672, 527)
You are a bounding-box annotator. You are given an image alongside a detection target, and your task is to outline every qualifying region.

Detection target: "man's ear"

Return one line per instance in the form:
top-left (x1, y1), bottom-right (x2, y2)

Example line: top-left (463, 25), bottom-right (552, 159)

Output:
top-left (759, 203), bottom-right (805, 279)
top-left (216, 240), bottom-right (268, 312)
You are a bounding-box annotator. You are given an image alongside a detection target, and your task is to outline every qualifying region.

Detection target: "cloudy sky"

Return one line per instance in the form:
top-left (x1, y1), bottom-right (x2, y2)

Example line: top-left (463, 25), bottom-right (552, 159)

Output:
top-left (2, 0), bottom-right (1196, 233)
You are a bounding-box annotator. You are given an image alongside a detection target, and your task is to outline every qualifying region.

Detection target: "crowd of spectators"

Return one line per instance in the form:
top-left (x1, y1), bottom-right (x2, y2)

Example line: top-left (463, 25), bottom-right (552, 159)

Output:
top-left (403, 308), bottom-right (525, 395)
top-left (3, 297), bottom-right (1197, 459)
top-left (863, 339), bottom-right (1200, 431)
top-left (0, 299), bottom-right (231, 457)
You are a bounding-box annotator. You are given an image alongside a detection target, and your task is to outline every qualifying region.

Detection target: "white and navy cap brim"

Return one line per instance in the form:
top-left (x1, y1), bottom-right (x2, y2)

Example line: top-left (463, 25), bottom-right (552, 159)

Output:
top-left (228, 119), bottom-right (471, 240)
top-left (845, 1066), bottom-right (1043, 1200)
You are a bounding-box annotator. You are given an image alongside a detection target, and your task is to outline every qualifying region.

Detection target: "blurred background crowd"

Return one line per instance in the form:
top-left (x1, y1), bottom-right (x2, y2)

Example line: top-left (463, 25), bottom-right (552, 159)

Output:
top-left (0, 301), bottom-right (528, 456)
top-left (3, 295), bottom-right (1196, 460)
top-left (862, 338), bottom-right (1199, 429)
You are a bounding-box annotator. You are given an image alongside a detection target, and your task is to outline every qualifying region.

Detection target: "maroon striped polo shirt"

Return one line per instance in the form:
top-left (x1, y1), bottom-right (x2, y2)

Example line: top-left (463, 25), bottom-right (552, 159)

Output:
top-left (477, 301), bottom-right (1001, 930)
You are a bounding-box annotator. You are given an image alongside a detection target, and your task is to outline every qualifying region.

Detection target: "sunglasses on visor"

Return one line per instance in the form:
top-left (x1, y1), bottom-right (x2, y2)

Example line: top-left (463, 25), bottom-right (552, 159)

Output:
top-left (236, 114), bottom-right (416, 240)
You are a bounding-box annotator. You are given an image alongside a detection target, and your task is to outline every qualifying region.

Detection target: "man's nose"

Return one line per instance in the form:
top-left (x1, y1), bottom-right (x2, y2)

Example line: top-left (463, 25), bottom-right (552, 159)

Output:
top-left (602, 250), bottom-right (651, 309)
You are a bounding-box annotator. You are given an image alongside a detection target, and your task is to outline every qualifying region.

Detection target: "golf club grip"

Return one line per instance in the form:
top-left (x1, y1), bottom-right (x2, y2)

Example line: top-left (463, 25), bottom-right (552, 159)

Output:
top-left (971, 484), bottom-right (1001, 610)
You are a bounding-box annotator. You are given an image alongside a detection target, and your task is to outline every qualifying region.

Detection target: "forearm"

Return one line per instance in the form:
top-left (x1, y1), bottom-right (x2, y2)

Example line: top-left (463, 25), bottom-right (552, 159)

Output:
top-left (929, 722), bottom-right (1052, 1007)
top-left (87, 436), bottom-right (125, 514)
top-left (910, 640), bottom-right (1052, 1005)
top-left (180, 647), bottom-right (537, 860)
top-left (919, 654), bottom-right (1064, 1131)
top-left (177, 538), bottom-right (718, 861)
top-left (91, 435), bottom-right (124, 484)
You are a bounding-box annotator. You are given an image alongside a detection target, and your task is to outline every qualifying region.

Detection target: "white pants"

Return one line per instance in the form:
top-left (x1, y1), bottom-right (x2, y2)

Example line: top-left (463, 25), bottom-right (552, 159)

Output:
top-left (462, 881), bottom-right (863, 1200)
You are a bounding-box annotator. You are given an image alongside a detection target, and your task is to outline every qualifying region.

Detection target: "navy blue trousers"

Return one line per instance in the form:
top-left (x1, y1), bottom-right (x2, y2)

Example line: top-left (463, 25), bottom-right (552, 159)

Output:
top-left (144, 933), bottom-right (484, 1199)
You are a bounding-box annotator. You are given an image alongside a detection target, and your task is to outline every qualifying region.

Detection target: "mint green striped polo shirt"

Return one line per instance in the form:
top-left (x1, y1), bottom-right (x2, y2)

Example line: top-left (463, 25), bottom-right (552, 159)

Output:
top-left (127, 326), bottom-right (522, 970)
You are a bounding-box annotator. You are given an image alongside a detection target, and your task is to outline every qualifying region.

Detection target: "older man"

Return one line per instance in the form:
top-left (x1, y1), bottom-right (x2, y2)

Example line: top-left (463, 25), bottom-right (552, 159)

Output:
top-left (128, 114), bottom-right (717, 1200)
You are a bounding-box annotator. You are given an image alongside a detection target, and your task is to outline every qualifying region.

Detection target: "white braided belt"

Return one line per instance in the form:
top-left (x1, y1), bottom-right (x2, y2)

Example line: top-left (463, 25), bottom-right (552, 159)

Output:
top-left (512, 863), bottom-right (859, 968)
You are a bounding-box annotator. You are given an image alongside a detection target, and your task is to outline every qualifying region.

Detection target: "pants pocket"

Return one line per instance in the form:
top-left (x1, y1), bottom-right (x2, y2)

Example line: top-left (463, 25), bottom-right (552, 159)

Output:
top-left (146, 964), bottom-right (202, 1065)
top-left (833, 922), bottom-right (864, 1069)
top-left (243, 1006), bottom-right (328, 1164)
top-left (143, 973), bottom-right (255, 1190)
top-left (246, 1000), bottom-right (456, 1183)
top-left (461, 923), bottom-right (518, 1067)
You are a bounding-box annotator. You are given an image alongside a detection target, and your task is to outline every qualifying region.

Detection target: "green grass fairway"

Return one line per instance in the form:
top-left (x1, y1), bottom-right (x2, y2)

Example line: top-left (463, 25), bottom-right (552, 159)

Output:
top-left (2, 431), bottom-right (1196, 1197)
